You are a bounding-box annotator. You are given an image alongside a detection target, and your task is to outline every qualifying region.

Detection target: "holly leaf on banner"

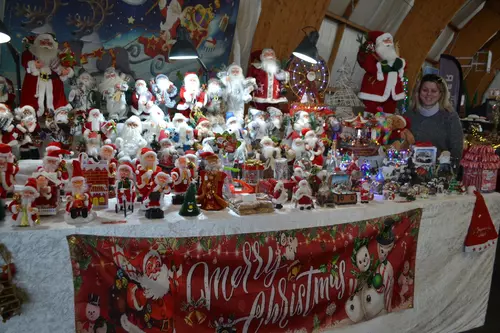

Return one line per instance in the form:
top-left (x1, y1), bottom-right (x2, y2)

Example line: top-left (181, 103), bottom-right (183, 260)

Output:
top-left (79, 256), bottom-right (92, 270)
top-left (410, 227), bottom-right (419, 238)
top-left (309, 228), bottom-right (317, 240)
top-left (358, 222), bottom-right (367, 235)
top-left (236, 235), bottom-right (246, 250)
top-left (84, 237), bottom-right (98, 249)
top-left (313, 314), bottom-right (321, 331)
top-left (200, 238), bottom-right (212, 252)
top-left (259, 234), bottom-right (266, 246)
top-left (74, 276), bottom-right (83, 292)
top-left (329, 226), bottom-right (337, 239)
top-left (319, 264), bottom-right (327, 273)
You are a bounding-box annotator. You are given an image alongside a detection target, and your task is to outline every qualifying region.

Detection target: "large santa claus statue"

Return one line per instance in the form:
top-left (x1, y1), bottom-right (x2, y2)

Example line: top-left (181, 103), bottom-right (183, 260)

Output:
top-left (131, 79), bottom-right (155, 120)
top-left (98, 67), bottom-right (129, 121)
top-left (0, 76), bottom-right (16, 109)
top-left (222, 63), bottom-right (255, 119)
top-left (176, 73), bottom-right (207, 118)
top-left (357, 31), bottom-right (406, 114)
top-left (21, 33), bottom-right (74, 116)
top-left (0, 103), bottom-right (18, 146)
top-left (116, 116), bottom-right (148, 159)
top-left (247, 48), bottom-right (289, 107)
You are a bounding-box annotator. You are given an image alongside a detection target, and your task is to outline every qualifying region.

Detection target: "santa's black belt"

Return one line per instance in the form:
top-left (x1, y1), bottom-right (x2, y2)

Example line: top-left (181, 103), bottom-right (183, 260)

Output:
top-left (39, 73), bottom-right (58, 81)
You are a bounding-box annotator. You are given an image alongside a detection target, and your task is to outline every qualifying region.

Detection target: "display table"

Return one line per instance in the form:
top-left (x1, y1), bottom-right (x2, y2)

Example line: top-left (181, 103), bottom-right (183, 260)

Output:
top-left (0, 193), bottom-right (499, 333)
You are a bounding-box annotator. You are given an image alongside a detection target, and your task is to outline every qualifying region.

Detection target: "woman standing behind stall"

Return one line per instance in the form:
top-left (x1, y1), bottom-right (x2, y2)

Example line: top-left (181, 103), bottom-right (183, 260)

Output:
top-left (406, 74), bottom-right (464, 166)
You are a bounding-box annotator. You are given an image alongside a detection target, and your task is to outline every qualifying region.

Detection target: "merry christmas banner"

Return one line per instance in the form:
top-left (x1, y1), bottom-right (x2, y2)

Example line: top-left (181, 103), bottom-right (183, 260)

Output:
top-left (1, 0), bottom-right (239, 82)
top-left (67, 209), bottom-right (422, 332)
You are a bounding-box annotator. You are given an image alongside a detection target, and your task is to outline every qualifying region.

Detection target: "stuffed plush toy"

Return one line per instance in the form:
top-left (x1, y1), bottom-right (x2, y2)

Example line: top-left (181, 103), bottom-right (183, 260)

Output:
top-left (387, 115), bottom-right (415, 150)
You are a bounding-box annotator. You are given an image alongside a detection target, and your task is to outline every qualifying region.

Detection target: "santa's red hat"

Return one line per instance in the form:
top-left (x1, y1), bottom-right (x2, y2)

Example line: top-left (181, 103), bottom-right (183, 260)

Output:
top-left (45, 142), bottom-right (62, 152)
top-left (135, 79), bottom-right (146, 85)
top-left (196, 117), bottom-right (209, 127)
top-left (45, 149), bottom-right (71, 160)
top-left (23, 178), bottom-right (39, 197)
top-left (100, 143), bottom-right (117, 154)
top-left (172, 113), bottom-right (188, 123)
top-left (140, 147), bottom-right (156, 158)
top-left (71, 160), bottom-right (85, 182)
top-left (185, 150), bottom-right (196, 155)
top-left (301, 128), bottom-right (310, 137)
top-left (367, 31), bottom-right (392, 46)
top-left (0, 143), bottom-right (12, 157)
top-left (199, 151), bottom-right (218, 161)
top-left (129, 248), bottom-right (161, 275)
top-left (464, 191), bottom-right (499, 252)
top-left (0, 103), bottom-right (10, 111)
top-left (118, 161), bottom-right (135, 174)
top-left (158, 130), bottom-right (169, 143)
top-left (287, 131), bottom-right (301, 141)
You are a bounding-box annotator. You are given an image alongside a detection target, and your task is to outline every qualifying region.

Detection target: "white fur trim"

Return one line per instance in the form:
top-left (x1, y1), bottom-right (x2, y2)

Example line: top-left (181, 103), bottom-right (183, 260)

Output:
top-left (16, 124), bottom-right (27, 133)
top-left (358, 71), bottom-right (405, 102)
top-left (464, 239), bottom-right (496, 253)
top-left (376, 62), bottom-right (384, 81)
top-left (72, 176), bottom-right (85, 182)
top-left (252, 96), bottom-right (288, 104)
top-left (176, 102), bottom-right (189, 111)
top-left (27, 60), bottom-right (40, 76)
top-left (376, 33), bottom-right (393, 45)
top-left (6, 124), bottom-right (14, 132)
top-left (129, 284), bottom-right (144, 311)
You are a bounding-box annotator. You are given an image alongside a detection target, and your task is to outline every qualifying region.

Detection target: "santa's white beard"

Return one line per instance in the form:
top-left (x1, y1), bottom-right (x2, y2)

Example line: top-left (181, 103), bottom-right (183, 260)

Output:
top-left (56, 113), bottom-right (69, 124)
top-left (262, 146), bottom-right (277, 159)
top-left (176, 124), bottom-right (190, 143)
top-left (87, 138), bottom-right (100, 157)
top-left (261, 59), bottom-right (279, 75)
top-left (79, 79), bottom-right (94, 90)
top-left (121, 124), bottom-right (143, 142)
top-left (294, 120), bottom-right (310, 132)
top-left (296, 186), bottom-right (311, 198)
top-left (228, 76), bottom-right (245, 94)
top-left (90, 118), bottom-right (101, 132)
top-left (156, 80), bottom-right (170, 91)
top-left (252, 119), bottom-right (267, 137)
top-left (160, 147), bottom-right (175, 157)
top-left (305, 137), bottom-right (318, 148)
top-left (292, 143), bottom-right (306, 157)
top-left (205, 162), bottom-right (222, 172)
top-left (376, 43), bottom-right (398, 63)
top-left (22, 197), bottom-right (35, 206)
top-left (99, 77), bottom-right (121, 94)
top-left (137, 264), bottom-right (170, 300)
top-left (136, 86), bottom-right (147, 95)
top-left (185, 82), bottom-right (201, 97)
top-left (196, 126), bottom-right (211, 138)
top-left (43, 161), bottom-right (58, 173)
top-left (272, 118), bottom-right (282, 130)
top-left (71, 185), bottom-right (87, 195)
top-left (31, 45), bottom-right (58, 66)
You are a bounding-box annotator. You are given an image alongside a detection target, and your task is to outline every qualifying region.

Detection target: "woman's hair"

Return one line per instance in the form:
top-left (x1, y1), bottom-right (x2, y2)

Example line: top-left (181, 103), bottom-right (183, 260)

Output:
top-left (410, 74), bottom-right (454, 112)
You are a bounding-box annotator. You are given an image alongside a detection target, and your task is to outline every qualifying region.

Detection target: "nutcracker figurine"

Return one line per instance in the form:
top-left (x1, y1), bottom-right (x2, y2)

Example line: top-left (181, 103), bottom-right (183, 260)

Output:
top-left (65, 160), bottom-right (94, 223)
top-left (9, 178), bottom-right (40, 227)
top-left (197, 152), bottom-right (228, 211)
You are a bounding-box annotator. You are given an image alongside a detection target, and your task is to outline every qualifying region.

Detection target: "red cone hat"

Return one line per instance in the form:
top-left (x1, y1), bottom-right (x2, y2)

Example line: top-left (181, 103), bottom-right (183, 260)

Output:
top-left (464, 191), bottom-right (499, 252)
top-left (72, 160), bottom-right (85, 182)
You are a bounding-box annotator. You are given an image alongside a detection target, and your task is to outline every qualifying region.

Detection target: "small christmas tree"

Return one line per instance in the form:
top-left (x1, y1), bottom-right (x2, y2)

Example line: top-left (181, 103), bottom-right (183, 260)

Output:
top-left (326, 58), bottom-right (365, 120)
top-left (179, 182), bottom-right (201, 217)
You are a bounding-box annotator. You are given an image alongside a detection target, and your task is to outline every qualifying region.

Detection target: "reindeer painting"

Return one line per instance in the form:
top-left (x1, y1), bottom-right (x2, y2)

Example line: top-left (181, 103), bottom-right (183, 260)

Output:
top-left (15, 0), bottom-right (68, 35)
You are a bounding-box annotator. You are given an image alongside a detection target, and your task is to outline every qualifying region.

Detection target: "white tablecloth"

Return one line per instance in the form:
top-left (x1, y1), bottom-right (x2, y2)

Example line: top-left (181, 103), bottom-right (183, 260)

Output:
top-left (0, 193), bottom-right (499, 333)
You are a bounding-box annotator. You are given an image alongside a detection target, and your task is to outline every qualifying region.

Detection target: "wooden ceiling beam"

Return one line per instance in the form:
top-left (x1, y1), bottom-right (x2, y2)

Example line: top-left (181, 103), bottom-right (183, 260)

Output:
top-left (465, 37), bottom-right (500, 105)
top-left (251, 0), bottom-right (331, 61)
top-left (395, 0), bottom-right (468, 91)
top-left (449, 7), bottom-right (500, 64)
top-left (324, 11), bottom-right (369, 33)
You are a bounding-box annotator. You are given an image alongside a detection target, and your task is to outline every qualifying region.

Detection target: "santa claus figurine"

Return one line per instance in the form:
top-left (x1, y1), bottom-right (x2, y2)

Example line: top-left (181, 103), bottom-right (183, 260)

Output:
top-left (136, 148), bottom-right (162, 206)
top-left (145, 171), bottom-right (172, 219)
top-left (14, 105), bottom-right (41, 159)
top-left (194, 117), bottom-right (214, 142)
top-left (98, 67), bottom-right (129, 121)
top-left (131, 79), bottom-right (155, 120)
top-left (287, 136), bottom-right (308, 163)
top-left (20, 33), bottom-right (74, 116)
top-left (0, 76), bottom-right (15, 110)
top-left (37, 148), bottom-right (71, 187)
top-left (259, 136), bottom-right (281, 178)
top-left (247, 48), bottom-right (289, 107)
top-left (83, 108), bottom-right (114, 160)
top-left (293, 179), bottom-right (314, 210)
top-left (293, 111), bottom-right (311, 133)
top-left (115, 116), bottom-right (148, 159)
top-left (357, 31), bottom-right (406, 114)
top-left (177, 73), bottom-right (207, 118)
top-left (170, 155), bottom-right (193, 205)
top-left (68, 71), bottom-right (99, 111)
top-left (266, 106), bottom-right (283, 138)
top-left (303, 129), bottom-right (325, 167)
top-left (9, 178), bottom-right (40, 227)
top-left (0, 144), bottom-right (18, 199)
top-left (247, 108), bottom-right (268, 143)
top-left (0, 103), bottom-right (18, 146)
top-left (33, 172), bottom-right (60, 215)
top-left (197, 152), bottom-right (228, 211)
top-left (171, 113), bottom-right (194, 151)
top-left (99, 142), bottom-right (118, 194)
top-left (272, 180), bottom-right (288, 209)
top-left (65, 160), bottom-right (94, 223)
top-left (226, 113), bottom-right (247, 142)
top-left (222, 63), bottom-right (255, 119)
top-left (115, 160), bottom-right (136, 212)
top-left (360, 180), bottom-right (374, 203)
top-left (151, 74), bottom-right (177, 118)
top-left (158, 130), bottom-right (178, 170)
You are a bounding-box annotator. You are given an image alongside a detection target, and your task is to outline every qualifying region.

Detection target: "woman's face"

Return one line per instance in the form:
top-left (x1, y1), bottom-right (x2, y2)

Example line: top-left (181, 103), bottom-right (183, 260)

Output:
top-left (419, 81), bottom-right (441, 107)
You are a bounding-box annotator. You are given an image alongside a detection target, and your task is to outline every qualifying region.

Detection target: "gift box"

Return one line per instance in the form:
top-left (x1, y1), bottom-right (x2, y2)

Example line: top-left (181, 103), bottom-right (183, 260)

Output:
top-left (242, 160), bottom-right (264, 186)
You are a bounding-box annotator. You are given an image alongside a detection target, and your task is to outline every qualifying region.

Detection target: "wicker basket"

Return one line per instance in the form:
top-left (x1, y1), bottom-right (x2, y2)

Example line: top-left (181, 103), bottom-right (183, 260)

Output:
top-left (0, 244), bottom-right (23, 322)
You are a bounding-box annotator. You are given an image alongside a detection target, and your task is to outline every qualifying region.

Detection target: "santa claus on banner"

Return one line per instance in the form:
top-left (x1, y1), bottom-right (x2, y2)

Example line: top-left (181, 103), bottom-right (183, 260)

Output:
top-left (135, 148), bottom-right (162, 205)
top-left (0, 103), bottom-right (18, 146)
top-left (177, 73), bottom-right (207, 118)
top-left (9, 178), bottom-right (40, 227)
top-left (15, 105), bottom-right (41, 159)
top-left (170, 155), bottom-right (193, 205)
top-left (193, 117), bottom-right (213, 142)
top-left (21, 33), bottom-right (74, 116)
top-left (0, 76), bottom-right (16, 109)
top-left (83, 109), bottom-right (114, 160)
top-left (357, 31), bottom-right (406, 114)
top-left (131, 79), bottom-right (155, 119)
top-left (247, 48), bottom-right (289, 107)
top-left (115, 116), bottom-right (148, 159)
top-left (0, 144), bottom-right (18, 199)
top-left (98, 67), bottom-right (129, 121)
top-left (151, 74), bottom-right (177, 118)
top-left (222, 63), bottom-right (255, 119)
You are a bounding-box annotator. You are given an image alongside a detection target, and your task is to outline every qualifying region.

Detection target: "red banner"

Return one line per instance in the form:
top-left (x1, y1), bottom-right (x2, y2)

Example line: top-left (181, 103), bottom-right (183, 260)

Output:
top-left (67, 209), bottom-right (421, 332)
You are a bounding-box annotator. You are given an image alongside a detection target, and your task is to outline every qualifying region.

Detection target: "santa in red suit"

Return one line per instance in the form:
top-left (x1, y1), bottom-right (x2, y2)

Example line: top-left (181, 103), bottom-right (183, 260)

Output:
top-left (21, 33), bottom-right (74, 117)
top-left (33, 172), bottom-right (60, 212)
top-left (0, 76), bottom-right (16, 110)
top-left (0, 144), bottom-right (18, 199)
top-left (176, 72), bottom-right (207, 118)
top-left (14, 105), bottom-right (41, 159)
top-left (39, 143), bottom-right (71, 184)
top-left (83, 109), bottom-right (114, 160)
top-left (357, 31), bottom-right (406, 114)
top-left (0, 103), bottom-right (18, 146)
top-left (272, 180), bottom-right (288, 209)
top-left (136, 148), bottom-right (162, 206)
top-left (170, 155), bottom-right (193, 205)
top-left (247, 48), bottom-right (289, 108)
top-left (115, 161), bottom-right (136, 210)
top-left (112, 244), bottom-right (177, 332)
top-left (193, 117), bottom-right (213, 142)
top-left (303, 129), bottom-right (325, 167)
top-left (99, 142), bottom-right (118, 194)
top-left (131, 79), bottom-right (155, 119)
top-left (293, 180), bottom-right (314, 210)
top-left (65, 160), bottom-right (93, 222)
top-left (9, 178), bottom-right (40, 227)
top-left (145, 171), bottom-right (172, 219)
